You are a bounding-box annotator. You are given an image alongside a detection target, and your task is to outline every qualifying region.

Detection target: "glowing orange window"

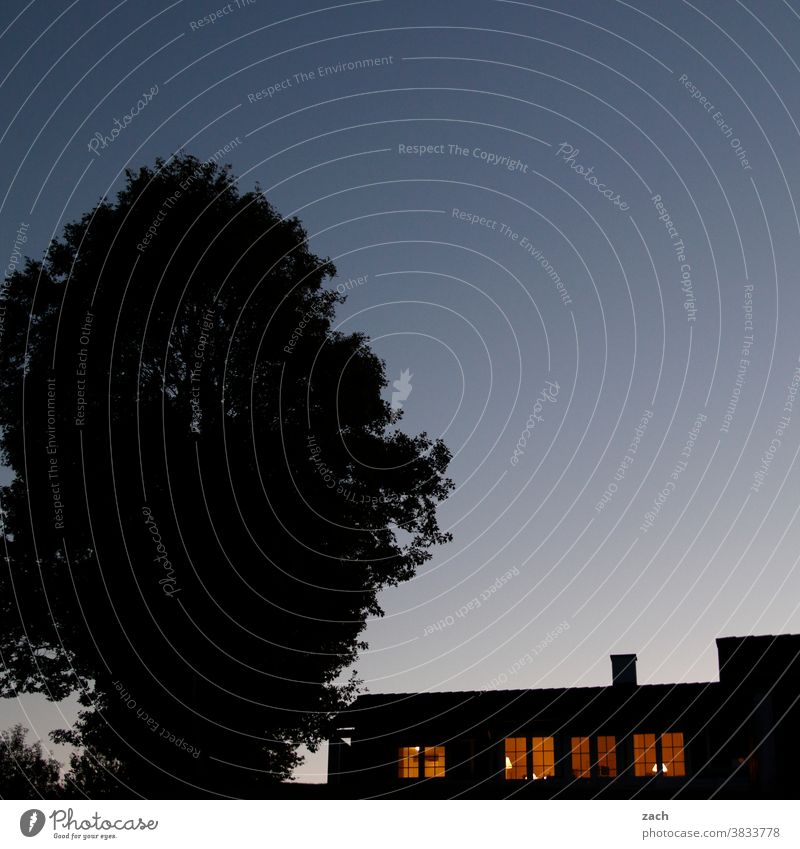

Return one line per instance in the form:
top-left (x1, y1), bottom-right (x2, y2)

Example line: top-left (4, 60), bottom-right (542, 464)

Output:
top-left (633, 733), bottom-right (658, 777)
top-left (398, 746), bottom-right (419, 778)
top-left (423, 746), bottom-right (446, 778)
top-left (531, 736), bottom-right (555, 779)
top-left (660, 732), bottom-right (686, 777)
top-left (571, 736), bottom-right (591, 778)
top-left (504, 737), bottom-right (527, 780)
top-left (596, 735), bottom-right (617, 778)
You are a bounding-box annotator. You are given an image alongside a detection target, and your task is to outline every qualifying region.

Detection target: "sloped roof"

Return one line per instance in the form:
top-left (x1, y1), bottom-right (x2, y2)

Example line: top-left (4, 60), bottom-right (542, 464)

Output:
top-left (337, 682), bottom-right (720, 736)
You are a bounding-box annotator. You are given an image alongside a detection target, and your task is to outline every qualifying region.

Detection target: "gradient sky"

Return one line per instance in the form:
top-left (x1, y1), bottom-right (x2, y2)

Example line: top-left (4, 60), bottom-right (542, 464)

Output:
top-left (2, 0), bottom-right (800, 782)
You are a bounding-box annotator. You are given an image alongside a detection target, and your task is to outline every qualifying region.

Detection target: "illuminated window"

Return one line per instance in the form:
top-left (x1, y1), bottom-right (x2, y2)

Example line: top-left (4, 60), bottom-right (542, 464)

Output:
top-left (531, 736), bottom-right (555, 779)
top-left (398, 746), bottom-right (445, 779)
top-left (398, 746), bottom-right (419, 779)
top-left (424, 746), bottom-right (446, 778)
top-left (633, 733), bottom-right (658, 777)
top-left (571, 736), bottom-right (591, 778)
top-left (660, 732), bottom-right (686, 777)
top-left (504, 737), bottom-right (528, 780)
top-left (596, 736), bottom-right (617, 778)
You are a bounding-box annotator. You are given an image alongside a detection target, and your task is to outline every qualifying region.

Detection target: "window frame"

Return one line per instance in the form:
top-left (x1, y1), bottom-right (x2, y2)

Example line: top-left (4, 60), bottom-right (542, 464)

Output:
top-left (596, 735), bottom-right (618, 778)
top-left (397, 744), bottom-right (446, 779)
top-left (504, 736), bottom-right (528, 780)
top-left (570, 736), bottom-right (591, 778)
top-left (633, 733), bottom-right (659, 777)
top-left (397, 746), bottom-right (420, 779)
top-left (659, 732), bottom-right (686, 777)
top-left (502, 736), bottom-right (556, 780)
top-left (632, 732), bottom-right (687, 778)
top-left (531, 736), bottom-right (556, 779)
top-left (423, 745), bottom-right (446, 778)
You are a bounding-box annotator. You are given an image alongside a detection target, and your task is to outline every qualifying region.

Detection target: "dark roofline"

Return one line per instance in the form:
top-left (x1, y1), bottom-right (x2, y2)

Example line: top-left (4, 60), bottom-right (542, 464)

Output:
top-left (341, 681), bottom-right (719, 715)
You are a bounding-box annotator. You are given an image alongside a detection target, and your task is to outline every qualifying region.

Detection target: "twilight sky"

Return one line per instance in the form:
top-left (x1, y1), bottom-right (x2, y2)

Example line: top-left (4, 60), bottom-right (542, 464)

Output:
top-left (2, 0), bottom-right (800, 782)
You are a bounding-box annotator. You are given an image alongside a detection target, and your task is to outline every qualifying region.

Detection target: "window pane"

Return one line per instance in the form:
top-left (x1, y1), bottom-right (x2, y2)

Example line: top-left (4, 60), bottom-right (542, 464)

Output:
top-left (398, 746), bottom-right (419, 778)
top-left (424, 745), bottom-right (446, 778)
top-left (504, 737), bottom-right (527, 780)
top-left (531, 736), bottom-right (555, 779)
top-left (633, 733), bottom-right (657, 777)
top-left (571, 736), bottom-right (591, 778)
top-left (596, 735), bottom-right (617, 778)
top-left (661, 732), bottom-right (686, 777)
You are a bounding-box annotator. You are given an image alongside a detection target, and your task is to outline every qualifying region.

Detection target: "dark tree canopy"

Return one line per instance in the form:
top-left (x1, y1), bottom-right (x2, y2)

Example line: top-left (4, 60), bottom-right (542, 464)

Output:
top-left (0, 724), bottom-right (62, 798)
top-left (0, 155), bottom-right (453, 797)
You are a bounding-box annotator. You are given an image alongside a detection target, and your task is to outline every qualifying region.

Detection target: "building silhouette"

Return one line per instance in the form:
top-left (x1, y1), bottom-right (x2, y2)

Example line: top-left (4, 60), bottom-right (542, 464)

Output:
top-left (327, 634), bottom-right (800, 798)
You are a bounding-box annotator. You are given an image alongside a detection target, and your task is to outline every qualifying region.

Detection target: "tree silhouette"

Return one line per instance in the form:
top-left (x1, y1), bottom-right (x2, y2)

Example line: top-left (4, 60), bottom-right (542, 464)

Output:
top-left (0, 724), bottom-right (62, 798)
top-left (0, 155), bottom-right (453, 797)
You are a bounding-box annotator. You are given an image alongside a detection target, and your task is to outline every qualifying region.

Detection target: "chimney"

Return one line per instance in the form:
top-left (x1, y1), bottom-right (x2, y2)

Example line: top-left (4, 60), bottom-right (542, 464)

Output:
top-left (610, 653), bottom-right (637, 685)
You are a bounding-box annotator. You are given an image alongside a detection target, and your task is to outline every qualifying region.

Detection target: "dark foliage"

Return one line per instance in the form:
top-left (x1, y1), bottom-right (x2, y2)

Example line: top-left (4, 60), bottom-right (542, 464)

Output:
top-left (0, 724), bottom-right (62, 798)
top-left (0, 155), bottom-right (453, 797)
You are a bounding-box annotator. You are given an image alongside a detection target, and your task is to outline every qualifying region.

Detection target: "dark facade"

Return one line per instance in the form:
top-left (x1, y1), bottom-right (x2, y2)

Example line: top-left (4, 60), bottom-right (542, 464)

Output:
top-left (328, 634), bottom-right (800, 798)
